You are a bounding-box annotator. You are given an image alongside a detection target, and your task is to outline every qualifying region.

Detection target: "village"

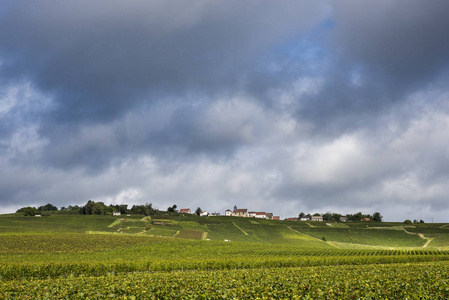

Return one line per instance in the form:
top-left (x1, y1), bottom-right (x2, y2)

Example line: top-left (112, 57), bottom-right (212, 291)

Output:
top-left (177, 208), bottom-right (281, 220)
top-left (175, 208), bottom-right (378, 222)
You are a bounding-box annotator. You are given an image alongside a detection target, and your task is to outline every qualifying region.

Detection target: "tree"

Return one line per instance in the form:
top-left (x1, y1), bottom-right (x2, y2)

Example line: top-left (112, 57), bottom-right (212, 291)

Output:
top-left (67, 205), bottom-right (80, 211)
top-left (298, 212), bottom-right (305, 219)
top-left (80, 200), bottom-right (108, 215)
top-left (167, 204), bottom-right (177, 213)
top-left (348, 212), bottom-right (363, 221)
top-left (91, 202), bottom-right (108, 215)
top-left (195, 207), bottom-right (202, 216)
top-left (403, 219), bottom-right (412, 224)
top-left (233, 205), bottom-right (237, 211)
top-left (17, 206), bottom-right (38, 216)
top-left (144, 203), bottom-right (154, 216)
top-left (131, 205), bottom-right (146, 215)
top-left (372, 212), bottom-right (383, 222)
top-left (38, 203), bottom-right (58, 211)
top-left (420, 219), bottom-right (425, 223)
top-left (109, 204), bottom-right (128, 214)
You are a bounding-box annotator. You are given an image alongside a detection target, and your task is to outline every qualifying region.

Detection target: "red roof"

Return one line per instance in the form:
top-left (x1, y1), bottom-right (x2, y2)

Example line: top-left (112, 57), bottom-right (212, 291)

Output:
top-left (234, 209), bottom-right (248, 213)
top-left (179, 209), bottom-right (191, 213)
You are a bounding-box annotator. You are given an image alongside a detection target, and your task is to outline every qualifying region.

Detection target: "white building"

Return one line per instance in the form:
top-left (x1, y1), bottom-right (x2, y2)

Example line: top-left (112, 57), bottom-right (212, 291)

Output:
top-left (255, 212), bottom-right (267, 219)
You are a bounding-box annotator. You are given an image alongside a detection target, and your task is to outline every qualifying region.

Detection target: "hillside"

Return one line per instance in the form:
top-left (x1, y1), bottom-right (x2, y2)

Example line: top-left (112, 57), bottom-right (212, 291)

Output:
top-left (2, 213), bottom-right (449, 298)
top-left (1, 212), bottom-right (449, 249)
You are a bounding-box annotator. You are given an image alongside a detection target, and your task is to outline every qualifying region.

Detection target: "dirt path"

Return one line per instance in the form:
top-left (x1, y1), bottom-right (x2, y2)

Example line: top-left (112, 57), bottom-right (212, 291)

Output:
top-left (417, 233), bottom-right (433, 248)
top-left (403, 228), bottom-right (433, 247)
top-left (232, 222), bottom-right (249, 235)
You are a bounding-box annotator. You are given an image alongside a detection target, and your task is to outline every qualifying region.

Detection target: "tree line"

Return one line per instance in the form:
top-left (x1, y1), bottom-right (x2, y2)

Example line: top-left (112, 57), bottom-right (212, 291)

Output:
top-left (16, 200), bottom-right (157, 216)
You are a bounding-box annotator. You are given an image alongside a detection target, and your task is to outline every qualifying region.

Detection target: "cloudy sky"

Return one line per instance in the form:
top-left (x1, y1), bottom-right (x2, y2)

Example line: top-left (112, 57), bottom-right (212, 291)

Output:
top-left (1, 1), bottom-right (449, 221)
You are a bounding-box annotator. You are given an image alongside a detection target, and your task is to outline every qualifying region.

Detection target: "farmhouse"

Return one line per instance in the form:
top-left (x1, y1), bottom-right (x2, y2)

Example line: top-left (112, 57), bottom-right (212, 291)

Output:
top-left (362, 218), bottom-right (371, 221)
top-left (210, 212), bottom-right (220, 216)
top-left (179, 208), bottom-right (191, 214)
top-left (113, 211), bottom-right (121, 216)
top-left (300, 217), bottom-right (310, 221)
top-left (225, 208), bottom-right (276, 219)
top-left (255, 212), bottom-right (267, 219)
top-left (311, 215), bottom-right (323, 221)
top-left (285, 218), bottom-right (298, 221)
top-left (199, 211), bottom-right (209, 217)
top-left (272, 216), bottom-right (280, 220)
top-left (340, 216), bottom-right (348, 222)
top-left (232, 209), bottom-right (248, 217)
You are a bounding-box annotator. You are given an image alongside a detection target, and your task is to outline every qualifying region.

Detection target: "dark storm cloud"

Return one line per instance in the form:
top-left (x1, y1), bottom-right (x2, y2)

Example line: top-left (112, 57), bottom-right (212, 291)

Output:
top-left (0, 0), bottom-right (327, 123)
top-left (294, 0), bottom-right (449, 133)
top-left (332, 0), bottom-right (449, 84)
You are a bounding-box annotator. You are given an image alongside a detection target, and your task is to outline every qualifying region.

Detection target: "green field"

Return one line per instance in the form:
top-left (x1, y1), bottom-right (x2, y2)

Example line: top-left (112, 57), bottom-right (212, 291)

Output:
top-left (1, 213), bottom-right (449, 298)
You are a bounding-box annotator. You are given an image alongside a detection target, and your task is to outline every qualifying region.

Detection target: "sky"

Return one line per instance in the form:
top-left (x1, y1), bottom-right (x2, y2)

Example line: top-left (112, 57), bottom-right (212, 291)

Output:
top-left (1, 1), bottom-right (449, 221)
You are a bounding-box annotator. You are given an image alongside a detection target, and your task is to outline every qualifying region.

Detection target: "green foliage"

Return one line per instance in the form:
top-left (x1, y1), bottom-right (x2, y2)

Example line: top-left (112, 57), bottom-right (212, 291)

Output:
top-left (16, 206), bottom-right (38, 216)
top-left (38, 203), bottom-right (58, 211)
top-left (129, 203), bottom-right (154, 216)
top-left (195, 207), bottom-right (202, 216)
top-left (2, 260), bottom-right (449, 298)
top-left (167, 204), bottom-right (177, 212)
top-left (372, 211), bottom-right (383, 222)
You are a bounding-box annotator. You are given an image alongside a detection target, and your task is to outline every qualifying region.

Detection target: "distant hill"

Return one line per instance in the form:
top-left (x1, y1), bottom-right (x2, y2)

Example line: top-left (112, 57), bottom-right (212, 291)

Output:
top-left (2, 213), bottom-right (449, 249)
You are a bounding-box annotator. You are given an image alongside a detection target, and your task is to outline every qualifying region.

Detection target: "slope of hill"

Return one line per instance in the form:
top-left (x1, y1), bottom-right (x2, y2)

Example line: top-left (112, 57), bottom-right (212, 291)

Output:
top-left (1, 212), bottom-right (449, 249)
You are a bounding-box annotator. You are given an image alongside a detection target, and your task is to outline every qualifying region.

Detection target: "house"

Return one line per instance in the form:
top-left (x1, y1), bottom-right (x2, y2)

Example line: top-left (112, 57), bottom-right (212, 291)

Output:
top-left (210, 212), bottom-right (220, 216)
top-left (362, 217), bottom-right (371, 221)
top-left (266, 213), bottom-right (273, 220)
top-left (311, 215), bottom-right (323, 221)
top-left (272, 216), bottom-right (280, 220)
top-left (285, 218), bottom-right (298, 221)
top-left (225, 209), bottom-right (232, 216)
top-left (113, 211), bottom-right (121, 216)
top-left (200, 211), bottom-right (209, 217)
top-left (255, 212), bottom-right (267, 219)
top-left (179, 208), bottom-right (191, 214)
top-left (300, 217), bottom-right (310, 221)
top-left (232, 209), bottom-right (248, 217)
top-left (247, 211), bottom-right (256, 218)
top-left (340, 216), bottom-right (348, 222)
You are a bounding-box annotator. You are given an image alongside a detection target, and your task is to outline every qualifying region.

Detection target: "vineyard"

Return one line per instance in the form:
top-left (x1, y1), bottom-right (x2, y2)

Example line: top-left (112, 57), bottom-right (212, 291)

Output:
top-left (1, 213), bottom-right (449, 298)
